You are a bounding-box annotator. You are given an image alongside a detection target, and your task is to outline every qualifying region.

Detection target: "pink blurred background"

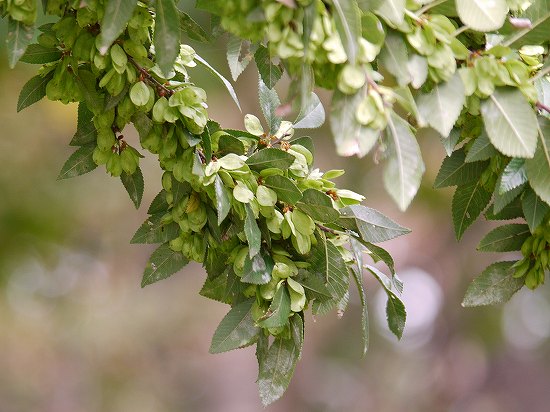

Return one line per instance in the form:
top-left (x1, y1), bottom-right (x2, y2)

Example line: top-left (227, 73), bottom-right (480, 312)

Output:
top-left (1, 13), bottom-right (550, 412)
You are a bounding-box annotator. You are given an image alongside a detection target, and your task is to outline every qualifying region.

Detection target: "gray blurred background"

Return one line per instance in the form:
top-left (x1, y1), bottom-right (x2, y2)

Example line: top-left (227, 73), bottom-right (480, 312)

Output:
top-left (1, 11), bottom-right (550, 412)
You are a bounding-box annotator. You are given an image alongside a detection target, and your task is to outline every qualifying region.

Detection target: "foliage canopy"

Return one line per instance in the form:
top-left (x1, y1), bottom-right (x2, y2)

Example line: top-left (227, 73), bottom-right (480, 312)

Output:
top-left (2, 0), bottom-right (550, 404)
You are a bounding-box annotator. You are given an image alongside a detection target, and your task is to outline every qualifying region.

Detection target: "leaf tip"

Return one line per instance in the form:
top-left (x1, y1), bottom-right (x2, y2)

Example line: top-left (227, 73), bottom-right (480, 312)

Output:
top-left (98, 41), bottom-right (109, 56)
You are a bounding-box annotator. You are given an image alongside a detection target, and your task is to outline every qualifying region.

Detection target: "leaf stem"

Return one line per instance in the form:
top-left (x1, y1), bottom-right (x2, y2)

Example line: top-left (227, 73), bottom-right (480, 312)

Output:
top-left (404, 9), bottom-right (423, 24)
top-left (316, 223), bottom-right (340, 236)
top-left (416, 0), bottom-right (447, 16)
top-left (128, 56), bottom-right (174, 96)
top-left (452, 26), bottom-right (470, 37)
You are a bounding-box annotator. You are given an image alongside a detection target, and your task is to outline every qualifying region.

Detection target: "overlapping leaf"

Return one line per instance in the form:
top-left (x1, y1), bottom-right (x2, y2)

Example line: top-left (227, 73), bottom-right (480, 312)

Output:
top-left (525, 118), bottom-right (550, 205)
top-left (480, 88), bottom-right (538, 158)
top-left (141, 242), bottom-right (189, 287)
top-left (434, 148), bottom-right (488, 188)
top-left (210, 299), bottom-right (259, 353)
top-left (477, 224), bottom-right (530, 252)
top-left (384, 113), bottom-right (425, 211)
top-left (452, 180), bottom-right (492, 239)
top-left (462, 261), bottom-right (524, 307)
top-left (417, 73), bottom-right (465, 138)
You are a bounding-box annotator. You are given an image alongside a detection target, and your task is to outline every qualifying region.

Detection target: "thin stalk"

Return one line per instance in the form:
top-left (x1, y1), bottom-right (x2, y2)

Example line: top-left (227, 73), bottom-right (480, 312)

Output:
top-left (416, 0), bottom-right (447, 16)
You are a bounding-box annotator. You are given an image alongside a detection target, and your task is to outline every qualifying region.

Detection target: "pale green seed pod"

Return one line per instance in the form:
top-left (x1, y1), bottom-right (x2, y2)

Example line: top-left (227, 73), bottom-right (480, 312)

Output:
top-left (287, 278), bottom-right (306, 312)
top-left (233, 246), bottom-right (249, 277)
top-left (260, 277), bottom-right (279, 300)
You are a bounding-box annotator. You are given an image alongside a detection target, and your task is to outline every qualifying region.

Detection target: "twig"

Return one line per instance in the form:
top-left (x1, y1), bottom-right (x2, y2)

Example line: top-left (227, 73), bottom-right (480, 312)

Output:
top-left (271, 132), bottom-right (294, 146)
top-left (128, 56), bottom-right (174, 96)
top-left (316, 223), bottom-right (340, 236)
top-left (536, 101), bottom-right (550, 115)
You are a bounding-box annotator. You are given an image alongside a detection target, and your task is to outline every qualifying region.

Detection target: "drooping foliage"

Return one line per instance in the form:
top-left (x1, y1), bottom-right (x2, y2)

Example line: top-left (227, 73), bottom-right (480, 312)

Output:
top-left (3, 0), bottom-right (550, 404)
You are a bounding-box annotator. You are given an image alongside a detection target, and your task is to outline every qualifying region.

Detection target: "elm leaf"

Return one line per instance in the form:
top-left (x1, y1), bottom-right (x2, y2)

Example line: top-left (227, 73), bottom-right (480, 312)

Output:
top-left (462, 261), bottom-right (523, 307)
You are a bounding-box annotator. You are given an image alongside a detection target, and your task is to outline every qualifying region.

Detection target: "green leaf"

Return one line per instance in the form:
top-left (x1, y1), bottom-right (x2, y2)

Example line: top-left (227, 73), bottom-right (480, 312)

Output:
top-left (330, 89), bottom-right (379, 157)
top-left (154, 0), bottom-right (180, 77)
top-left (17, 72), bottom-right (53, 112)
top-left (430, 0), bottom-right (458, 15)
top-left (294, 92), bottom-right (325, 129)
top-left (351, 235), bottom-right (395, 275)
top-left (263, 175), bottom-right (303, 204)
top-left (465, 131), bottom-right (498, 162)
top-left (121, 167), bottom-right (144, 209)
top-left (179, 11), bottom-right (211, 43)
top-left (379, 32), bottom-right (410, 86)
top-left (296, 189), bottom-right (340, 223)
top-left (384, 113), bottom-right (425, 211)
top-left (214, 175), bottom-right (231, 225)
top-left (452, 180), bottom-right (492, 239)
top-left (408, 54), bottom-right (428, 89)
top-left (20, 44), bottom-right (61, 64)
top-left (209, 299), bottom-right (259, 354)
top-left (311, 233), bottom-right (350, 315)
top-left (302, 2), bottom-right (318, 57)
top-left (258, 78), bottom-right (281, 133)
top-left (332, 0), bottom-right (361, 64)
top-left (462, 261), bottom-right (524, 307)
top-left (480, 88), bottom-right (538, 158)
top-left (441, 128), bottom-right (461, 157)
top-left (478, 224), bottom-right (530, 252)
top-left (499, 158), bottom-right (527, 194)
top-left (141, 242), bottom-right (189, 287)
top-left (130, 213), bottom-right (179, 244)
top-left (246, 148), bottom-right (295, 172)
top-left (200, 268), bottom-right (247, 304)
top-left (255, 45), bottom-right (282, 88)
top-left (493, 182), bottom-right (525, 214)
top-left (457, 0), bottom-right (508, 32)
top-left (503, 0), bottom-right (550, 47)
top-left (258, 284), bottom-right (291, 328)
top-left (366, 265), bottom-right (406, 339)
top-left (290, 135), bottom-right (315, 157)
top-left (522, 187), bottom-right (550, 232)
top-left (434, 148), bottom-right (489, 188)
top-left (417, 73), bottom-right (465, 138)
top-left (97, 0), bottom-right (138, 53)
top-left (7, 18), bottom-right (34, 69)
top-left (104, 84), bottom-right (129, 111)
top-left (227, 36), bottom-right (253, 81)
top-left (242, 249), bottom-right (274, 285)
top-left (350, 254), bottom-right (369, 356)
top-left (485, 197), bottom-right (524, 220)
top-left (194, 54), bottom-right (241, 111)
top-left (218, 134), bottom-right (245, 155)
top-left (148, 190), bottom-right (170, 214)
top-left (375, 0), bottom-right (405, 26)
top-left (525, 118), bottom-right (550, 205)
top-left (57, 144), bottom-right (98, 180)
top-left (300, 273), bottom-right (333, 301)
top-left (75, 70), bottom-right (103, 114)
top-left (244, 203), bottom-right (261, 258)
top-left (385, 288), bottom-right (406, 339)
top-left (132, 112), bottom-right (153, 141)
top-left (171, 178), bottom-right (192, 205)
top-left (339, 204), bottom-right (411, 243)
top-left (258, 315), bottom-right (303, 406)
top-left (70, 103), bottom-right (97, 146)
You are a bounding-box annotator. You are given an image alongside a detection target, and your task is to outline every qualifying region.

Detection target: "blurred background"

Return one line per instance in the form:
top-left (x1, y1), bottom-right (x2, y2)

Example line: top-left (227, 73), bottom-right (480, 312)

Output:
top-left (2, 9), bottom-right (550, 412)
